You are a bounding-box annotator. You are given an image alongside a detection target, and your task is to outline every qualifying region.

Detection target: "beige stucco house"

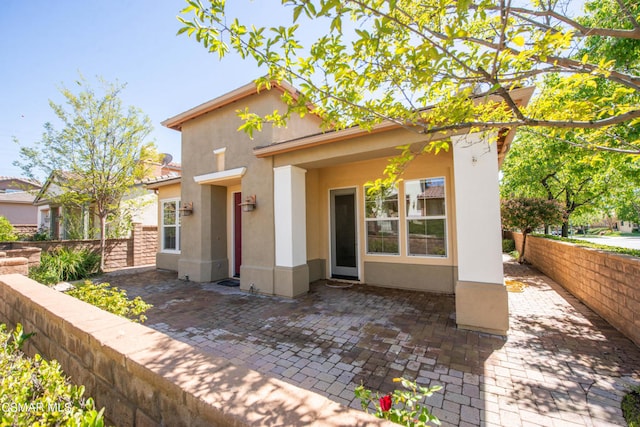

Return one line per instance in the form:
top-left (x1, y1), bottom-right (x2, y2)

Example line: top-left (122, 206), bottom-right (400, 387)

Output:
top-left (35, 163), bottom-right (180, 240)
top-left (0, 177), bottom-right (41, 227)
top-left (158, 81), bottom-right (533, 336)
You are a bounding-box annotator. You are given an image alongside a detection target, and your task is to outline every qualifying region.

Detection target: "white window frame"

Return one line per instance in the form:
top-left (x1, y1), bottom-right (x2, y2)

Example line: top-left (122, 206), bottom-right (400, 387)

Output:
top-left (405, 177), bottom-right (448, 258)
top-left (161, 198), bottom-right (181, 253)
top-left (364, 184), bottom-right (401, 256)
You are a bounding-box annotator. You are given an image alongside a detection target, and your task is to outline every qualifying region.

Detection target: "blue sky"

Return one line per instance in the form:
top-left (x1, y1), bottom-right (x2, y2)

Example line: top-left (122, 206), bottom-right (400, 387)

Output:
top-left (0, 0), bottom-right (285, 180)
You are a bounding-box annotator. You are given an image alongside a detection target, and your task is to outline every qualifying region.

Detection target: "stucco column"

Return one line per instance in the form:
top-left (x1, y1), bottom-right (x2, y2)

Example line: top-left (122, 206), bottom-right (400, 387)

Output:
top-left (178, 184), bottom-right (228, 282)
top-left (273, 165), bottom-right (309, 297)
top-left (452, 132), bottom-right (509, 335)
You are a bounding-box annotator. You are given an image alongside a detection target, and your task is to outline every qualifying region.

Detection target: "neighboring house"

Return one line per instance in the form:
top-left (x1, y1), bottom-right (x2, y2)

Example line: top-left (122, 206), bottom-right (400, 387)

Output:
top-left (35, 163), bottom-right (180, 240)
top-left (0, 177), bottom-right (42, 228)
top-left (0, 191), bottom-right (39, 225)
top-left (0, 176), bottom-right (41, 193)
top-left (615, 220), bottom-right (639, 233)
top-left (159, 80), bottom-right (534, 336)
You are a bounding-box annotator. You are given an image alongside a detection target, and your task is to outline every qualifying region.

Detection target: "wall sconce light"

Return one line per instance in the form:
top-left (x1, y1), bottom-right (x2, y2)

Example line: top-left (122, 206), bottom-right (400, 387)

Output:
top-left (179, 202), bottom-right (193, 216)
top-left (239, 195), bottom-right (257, 212)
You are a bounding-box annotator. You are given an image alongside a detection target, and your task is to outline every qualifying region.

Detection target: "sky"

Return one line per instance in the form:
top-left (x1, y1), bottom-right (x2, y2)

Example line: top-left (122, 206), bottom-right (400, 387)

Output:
top-left (0, 0), bottom-right (287, 180)
top-left (0, 1), bottom-right (590, 182)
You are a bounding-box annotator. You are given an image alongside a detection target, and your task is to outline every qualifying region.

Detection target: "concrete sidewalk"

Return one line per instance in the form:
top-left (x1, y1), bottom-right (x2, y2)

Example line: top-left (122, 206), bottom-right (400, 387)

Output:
top-left (106, 257), bottom-right (640, 426)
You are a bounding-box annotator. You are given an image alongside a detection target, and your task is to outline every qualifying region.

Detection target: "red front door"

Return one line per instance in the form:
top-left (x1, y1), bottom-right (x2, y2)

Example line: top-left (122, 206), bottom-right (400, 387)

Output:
top-left (233, 192), bottom-right (242, 277)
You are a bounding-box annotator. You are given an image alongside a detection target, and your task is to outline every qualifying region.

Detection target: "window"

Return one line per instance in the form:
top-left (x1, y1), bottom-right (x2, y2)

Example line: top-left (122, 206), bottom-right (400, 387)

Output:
top-left (365, 184), bottom-right (399, 255)
top-left (162, 199), bottom-right (180, 252)
top-left (405, 178), bottom-right (447, 257)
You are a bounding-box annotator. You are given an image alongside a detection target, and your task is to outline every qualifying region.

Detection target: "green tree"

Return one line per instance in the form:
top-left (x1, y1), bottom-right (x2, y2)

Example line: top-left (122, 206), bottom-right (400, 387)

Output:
top-left (500, 132), bottom-right (640, 236)
top-left (0, 216), bottom-right (18, 242)
top-left (501, 0), bottom-right (640, 235)
top-left (501, 197), bottom-right (564, 262)
top-left (177, 0), bottom-right (640, 171)
top-left (616, 189), bottom-right (640, 225)
top-left (14, 77), bottom-right (156, 270)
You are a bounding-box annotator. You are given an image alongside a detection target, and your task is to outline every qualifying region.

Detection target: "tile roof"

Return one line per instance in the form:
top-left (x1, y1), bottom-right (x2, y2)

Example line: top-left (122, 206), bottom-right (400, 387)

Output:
top-left (0, 192), bottom-right (37, 203)
top-left (0, 176), bottom-right (41, 188)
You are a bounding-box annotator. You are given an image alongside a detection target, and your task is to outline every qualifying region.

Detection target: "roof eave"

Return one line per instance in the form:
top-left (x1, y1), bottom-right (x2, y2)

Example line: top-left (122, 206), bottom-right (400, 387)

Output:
top-left (161, 80), bottom-right (299, 131)
top-left (252, 86), bottom-right (536, 158)
top-left (144, 177), bottom-right (182, 189)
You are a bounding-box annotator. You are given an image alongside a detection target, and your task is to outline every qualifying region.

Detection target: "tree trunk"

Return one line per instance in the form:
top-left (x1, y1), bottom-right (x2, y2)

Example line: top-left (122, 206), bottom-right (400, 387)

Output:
top-left (561, 220), bottom-right (569, 237)
top-left (99, 215), bottom-right (107, 271)
top-left (519, 232), bottom-right (528, 263)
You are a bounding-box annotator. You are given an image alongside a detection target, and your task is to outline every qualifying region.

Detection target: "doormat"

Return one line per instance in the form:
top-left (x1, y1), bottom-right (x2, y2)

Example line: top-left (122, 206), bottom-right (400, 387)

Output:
top-left (216, 279), bottom-right (240, 287)
top-left (325, 280), bottom-right (354, 289)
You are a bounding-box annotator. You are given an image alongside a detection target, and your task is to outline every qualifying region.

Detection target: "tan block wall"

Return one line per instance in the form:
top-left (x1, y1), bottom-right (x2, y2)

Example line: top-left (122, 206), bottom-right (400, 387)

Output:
top-left (132, 224), bottom-right (157, 267)
top-left (1, 247), bottom-right (42, 267)
top-left (4, 224), bottom-right (157, 271)
top-left (508, 232), bottom-right (640, 347)
top-left (0, 274), bottom-right (389, 427)
top-left (0, 257), bottom-right (28, 275)
top-left (13, 224), bottom-right (38, 236)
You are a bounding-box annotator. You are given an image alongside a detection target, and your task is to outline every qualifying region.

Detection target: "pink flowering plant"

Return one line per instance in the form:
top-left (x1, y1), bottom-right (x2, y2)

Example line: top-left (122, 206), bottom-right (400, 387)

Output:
top-left (355, 377), bottom-right (442, 426)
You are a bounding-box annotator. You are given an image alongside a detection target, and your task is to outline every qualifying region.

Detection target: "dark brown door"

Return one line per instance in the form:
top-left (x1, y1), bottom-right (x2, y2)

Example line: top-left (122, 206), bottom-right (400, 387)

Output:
top-left (234, 192), bottom-right (242, 277)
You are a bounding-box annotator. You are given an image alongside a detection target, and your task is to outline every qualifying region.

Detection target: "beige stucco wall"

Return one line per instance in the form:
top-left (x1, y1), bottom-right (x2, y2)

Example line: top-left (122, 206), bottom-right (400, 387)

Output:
top-left (156, 183), bottom-right (181, 271)
top-left (0, 203), bottom-right (38, 225)
top-left (177, 90), bottom-right (321, 289)
top-left (275, 129), bottom-right (458, 293)
top-left (170, 86), bottom-right (509, 334)
top-left (175, 86), bottom-right (461, 295)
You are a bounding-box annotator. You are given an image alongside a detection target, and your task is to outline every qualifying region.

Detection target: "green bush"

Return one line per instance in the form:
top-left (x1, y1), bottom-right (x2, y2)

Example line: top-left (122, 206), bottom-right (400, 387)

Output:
top-left (29, 248), bottom-right (101, 285)
top-left (623, 386), bottom-right (640, 427)
top-left (0, 216), bottom-right (17, 242)
top-left (66, 281), bottom-right (152, 323)
top-left (355, 377), bottom-right (441, 426)
top-left (502, 239), bottom-right (515, 253)
top-left (0, 323), bottom-right (104, 426)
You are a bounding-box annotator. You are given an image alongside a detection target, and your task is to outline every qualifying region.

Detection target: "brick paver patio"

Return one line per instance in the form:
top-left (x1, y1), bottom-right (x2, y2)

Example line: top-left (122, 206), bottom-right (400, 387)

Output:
top-left (105, 257), bottom-right (640, 426)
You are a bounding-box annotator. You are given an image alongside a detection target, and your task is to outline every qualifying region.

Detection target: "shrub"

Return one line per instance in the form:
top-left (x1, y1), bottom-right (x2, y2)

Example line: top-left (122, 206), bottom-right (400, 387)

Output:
top-left (355, 377), bottom-right (442, 426)
top-left (66, 281), bottom-right (152, 323)
top-left (31, 228), bottom-right (51, 241)
top-left (502, 239), bottom-right (515, 253)
top-left (29, 248), bottom-right (101, 285)
top-left (0, 323), bottom-right (104, 426)
top-left (0, 216), bottom-right (17, 242)
top-left (623, 386), bottom-right (640, 427)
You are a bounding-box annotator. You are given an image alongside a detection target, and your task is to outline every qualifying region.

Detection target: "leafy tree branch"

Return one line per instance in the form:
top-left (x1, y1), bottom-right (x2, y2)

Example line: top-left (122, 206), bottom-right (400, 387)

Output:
top-left (177, 0), bottom-right (640, 163)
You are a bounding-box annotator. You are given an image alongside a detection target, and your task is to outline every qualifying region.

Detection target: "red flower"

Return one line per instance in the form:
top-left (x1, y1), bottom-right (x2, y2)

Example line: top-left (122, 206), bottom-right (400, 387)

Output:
top-left (379, 394), bottom-right (392, 412)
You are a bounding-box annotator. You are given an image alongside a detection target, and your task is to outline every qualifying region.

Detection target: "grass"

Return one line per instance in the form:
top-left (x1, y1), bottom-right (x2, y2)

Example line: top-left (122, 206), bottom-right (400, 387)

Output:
top-left (580, 228), bottom-right (639, 237)
top-left (622, 386), bottom-right (640, 427)
top-left (604, 231), bottom-right (640, 237)
top-left (534, 234), bottom-right (640, 258)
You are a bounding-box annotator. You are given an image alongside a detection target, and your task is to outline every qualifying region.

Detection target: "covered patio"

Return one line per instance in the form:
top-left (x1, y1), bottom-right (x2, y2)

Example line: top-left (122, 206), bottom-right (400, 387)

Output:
top-left (105, 258), bottom-right (640, 426)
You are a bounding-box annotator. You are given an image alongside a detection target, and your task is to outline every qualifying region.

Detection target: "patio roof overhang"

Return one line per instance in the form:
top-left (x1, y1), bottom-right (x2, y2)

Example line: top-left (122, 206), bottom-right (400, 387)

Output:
top-left (252, 86), bottom-right (535, 168)
top-left (193, 167), bottom-right (246, 186)
top-left (144, 176), bottom-right (181, 190)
